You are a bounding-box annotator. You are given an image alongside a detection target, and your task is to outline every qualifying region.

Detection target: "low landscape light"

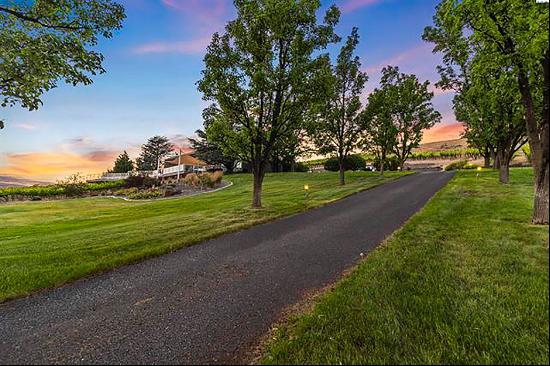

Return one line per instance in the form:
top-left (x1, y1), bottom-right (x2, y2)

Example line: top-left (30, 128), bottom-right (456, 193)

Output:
top-left (304, 184), bottom-right (309, 191)
top-left (477, 166), bottom-right (482, 171)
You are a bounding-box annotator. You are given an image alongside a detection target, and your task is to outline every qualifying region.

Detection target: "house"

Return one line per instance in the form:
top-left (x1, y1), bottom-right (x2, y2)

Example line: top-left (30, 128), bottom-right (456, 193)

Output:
top-left (159, 154), bottom-right (208, 184)
top-left (88, 153), bottom-right (208, 183)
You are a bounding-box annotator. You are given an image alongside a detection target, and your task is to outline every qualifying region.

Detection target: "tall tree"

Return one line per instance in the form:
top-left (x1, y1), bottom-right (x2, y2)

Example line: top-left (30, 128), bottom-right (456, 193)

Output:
top-left (198, 0), bottom-right (340, 207)
top-left (362, 87), bottom-right (398, 176)
top-left (136, 136), bottom-right (173, 171)
top-left (0, 0), bottom-right (125, 127)
top-left (424, 0), bottom-right (548, 224)
top-left (111, 151), bottom-right (134, 173)
top-left (380, 66), bottom-right (441, 170)
top-left (309, 27), bottom-right (368, 185)
top-left (450, 57), bottom-right (526, 182)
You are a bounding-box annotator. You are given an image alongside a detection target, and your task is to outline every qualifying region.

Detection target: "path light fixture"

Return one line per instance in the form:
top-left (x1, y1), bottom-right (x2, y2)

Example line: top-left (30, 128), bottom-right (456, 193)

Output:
top-left (476, 166), bottom-right (482, 179)
top-left (304, 184), bottom-right (310, 208)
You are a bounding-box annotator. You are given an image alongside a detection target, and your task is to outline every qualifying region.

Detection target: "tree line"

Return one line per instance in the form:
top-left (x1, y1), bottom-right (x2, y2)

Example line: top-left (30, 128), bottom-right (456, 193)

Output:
top-left (1, 0), bottom-right (546, 224)
top-left (109, 136), bottom-right (174, 173)
top-left (196, 0), bottom-right (440, 207)
top-left (422, 0), bottom-right (548, 224)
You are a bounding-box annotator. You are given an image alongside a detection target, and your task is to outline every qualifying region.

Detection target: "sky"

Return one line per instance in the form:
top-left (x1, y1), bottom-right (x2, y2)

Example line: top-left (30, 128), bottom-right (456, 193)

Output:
top-left (0, 0), bottom-right (463, 181)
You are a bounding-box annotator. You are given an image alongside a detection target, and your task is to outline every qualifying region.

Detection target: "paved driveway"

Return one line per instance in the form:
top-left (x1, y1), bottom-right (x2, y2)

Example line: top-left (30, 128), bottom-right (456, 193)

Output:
top-left (0, 172), bottom-right (453, 364)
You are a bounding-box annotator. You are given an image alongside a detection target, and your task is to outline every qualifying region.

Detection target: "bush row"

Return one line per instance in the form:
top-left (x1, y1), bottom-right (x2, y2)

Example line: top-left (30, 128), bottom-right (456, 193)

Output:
top-left (323, 155), bottom-right (366, 172)
top-left (183, 171), bottom-right (224, 189)
top-left (0, 180), bottom-right (125, 197)
top-left (444, 160), bottom-right (480, 171)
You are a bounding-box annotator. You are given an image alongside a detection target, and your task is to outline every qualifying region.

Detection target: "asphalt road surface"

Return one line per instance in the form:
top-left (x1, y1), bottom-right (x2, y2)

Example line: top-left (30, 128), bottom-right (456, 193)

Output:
top-left (0, 171), bottom-right (453, 364)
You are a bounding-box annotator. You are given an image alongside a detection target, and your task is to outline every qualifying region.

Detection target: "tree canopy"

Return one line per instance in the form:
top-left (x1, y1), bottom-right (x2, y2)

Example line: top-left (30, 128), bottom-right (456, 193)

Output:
top-left (423, 0), bottom-right (548, 224)
top-left (379, 66), bottom-right (441, 169)
top-left (362, 86), bottom-right (398, 175)
top-left (111, 151), bottom-right (134, 173)
top-left (309, 27), bottom-right (368, 185)
top-left (136, 136), bottom-right (173, 171)
top-left (0, 0), bottom-right (125, 126)
top-left (198, 0), bottom-right (340, 207)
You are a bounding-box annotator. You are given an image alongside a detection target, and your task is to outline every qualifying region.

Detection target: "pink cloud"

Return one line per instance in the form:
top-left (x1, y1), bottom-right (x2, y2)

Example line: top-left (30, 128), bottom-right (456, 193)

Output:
top-left (133, 37), bottom-right (212, 55)
top-left (364, 44), bottom-right (432, 75)
top-left (133, 0), bottom-right (229, 56)
top-left (339, 0), bottom-right (385, 13)
top-left (14, 123), bottom-right (40, 130)
top-left (161, 0), bottom-right (226, 24)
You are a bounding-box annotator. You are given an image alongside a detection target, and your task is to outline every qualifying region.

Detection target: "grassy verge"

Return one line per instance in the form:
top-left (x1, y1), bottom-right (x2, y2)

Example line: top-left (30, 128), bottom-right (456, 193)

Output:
top-left (262, 168), bottom-right (549, 365)
top-left (0, 171), bottom-right (409, 302)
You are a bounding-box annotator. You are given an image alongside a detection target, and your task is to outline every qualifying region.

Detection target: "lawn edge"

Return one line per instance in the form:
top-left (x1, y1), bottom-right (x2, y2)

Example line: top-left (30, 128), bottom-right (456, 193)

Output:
top-left (0, 172), bottom-right (414, 304)
top-left (251, 171), bottom-right (455, 365)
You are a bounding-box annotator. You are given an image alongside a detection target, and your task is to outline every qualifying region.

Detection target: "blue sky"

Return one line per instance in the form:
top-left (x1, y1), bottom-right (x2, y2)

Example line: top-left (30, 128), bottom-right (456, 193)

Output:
top-left (0, 0), bottom-right (460, 181)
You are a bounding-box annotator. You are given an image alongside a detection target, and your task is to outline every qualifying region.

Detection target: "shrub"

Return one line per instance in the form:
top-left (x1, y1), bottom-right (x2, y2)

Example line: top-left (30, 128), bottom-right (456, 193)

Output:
top-left (124, 175), bottom-right (158, 188)
top-left (183, 173), bottom-right (200, 188)
top-left (183, 172), bottom-right (223, 189)
top-left (444, 160), bottom-right (467, 171)
top-left (86, 180), bottom-right (125, 191)
top-left (373, 155), bottom-right (400, 171)
top-left (0, 178), bottom-right (125, 199)
top-left (210, 171), bottom-right (224, 185)
top-left (323, 154), bottom-right (366, 172)
top-left (127, 188), bottom-right (163, 200)
top-left (57, 173), bottom-right (87, 197)
top-left (115, 187), bottom-right (139, 196)
top-left (294, 162), bottom-right (310, 172)
top-left (444, 160), bottom-right (479, 171)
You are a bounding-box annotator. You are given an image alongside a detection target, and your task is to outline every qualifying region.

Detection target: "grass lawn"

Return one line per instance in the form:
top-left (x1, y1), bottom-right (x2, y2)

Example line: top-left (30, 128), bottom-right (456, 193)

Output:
top-left (0, 171), bottom-right (408, 303)
top-left (262, 168), bottom-right (549, 365)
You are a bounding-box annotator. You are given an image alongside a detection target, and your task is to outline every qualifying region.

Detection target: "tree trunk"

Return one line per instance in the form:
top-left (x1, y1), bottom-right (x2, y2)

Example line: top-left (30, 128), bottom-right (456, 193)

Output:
top-left (338, 157), bottom-right (345, 185)
top-left (493, 153), bottom-right (501, 169)
top-left (516, 55), bottom-right (549, 224)
top-left (252, 163), bottom-right (265, 208)
top-left (495, 148), bottom-right (510, 184)
top-left (379, 160), bottom-right (385, 176)
top-left (499, 157), bottom-right (510, 184)
top-left (532, 160), bottom-right (549, 225)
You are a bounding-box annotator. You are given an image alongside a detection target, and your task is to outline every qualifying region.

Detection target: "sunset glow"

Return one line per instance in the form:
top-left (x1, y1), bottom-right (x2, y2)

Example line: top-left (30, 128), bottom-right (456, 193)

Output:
top-left (0, 0), bottom-right (462, 181)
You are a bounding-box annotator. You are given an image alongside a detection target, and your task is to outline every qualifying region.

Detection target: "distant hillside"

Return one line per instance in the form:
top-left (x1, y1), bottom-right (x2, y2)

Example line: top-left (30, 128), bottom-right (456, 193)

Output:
top-left (0, 176), bottom-right (50, 188)
top-left (414, 138), bottom-right (469, 153)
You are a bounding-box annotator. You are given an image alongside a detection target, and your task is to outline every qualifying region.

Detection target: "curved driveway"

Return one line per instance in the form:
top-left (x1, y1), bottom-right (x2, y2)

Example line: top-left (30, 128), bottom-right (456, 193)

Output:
top-left (0, 171), bottom-right (453, 364)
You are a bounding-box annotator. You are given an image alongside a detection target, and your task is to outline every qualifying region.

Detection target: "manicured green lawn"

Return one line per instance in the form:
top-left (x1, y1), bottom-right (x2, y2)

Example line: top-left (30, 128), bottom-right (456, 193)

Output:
top-left (263, 168), bottom-right (549, 365)
top-left (0, 171), bottom-right (408, 302)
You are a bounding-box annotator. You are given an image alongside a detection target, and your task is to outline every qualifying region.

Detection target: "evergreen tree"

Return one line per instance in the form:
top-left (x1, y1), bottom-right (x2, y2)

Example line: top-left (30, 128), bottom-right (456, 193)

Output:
top-left (136, 136), bottom-right (173, 171)
top-left (112, 151), bottom-right (134, 173)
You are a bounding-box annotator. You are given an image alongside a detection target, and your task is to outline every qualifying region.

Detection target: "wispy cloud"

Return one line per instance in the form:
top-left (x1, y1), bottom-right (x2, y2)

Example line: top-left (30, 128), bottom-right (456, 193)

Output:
top-left (14, 123), bottom-right (40, 130)
top-left (133, 0), bottom-right (229, 56)
top-left (161, 0), bottom-right (227, 24)
top-left (133, 37), bottom-right (212, 55)
top-left (364, 44), bottom-right (432, 75)
top-left (339, 0), bottom-right (385, 14)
